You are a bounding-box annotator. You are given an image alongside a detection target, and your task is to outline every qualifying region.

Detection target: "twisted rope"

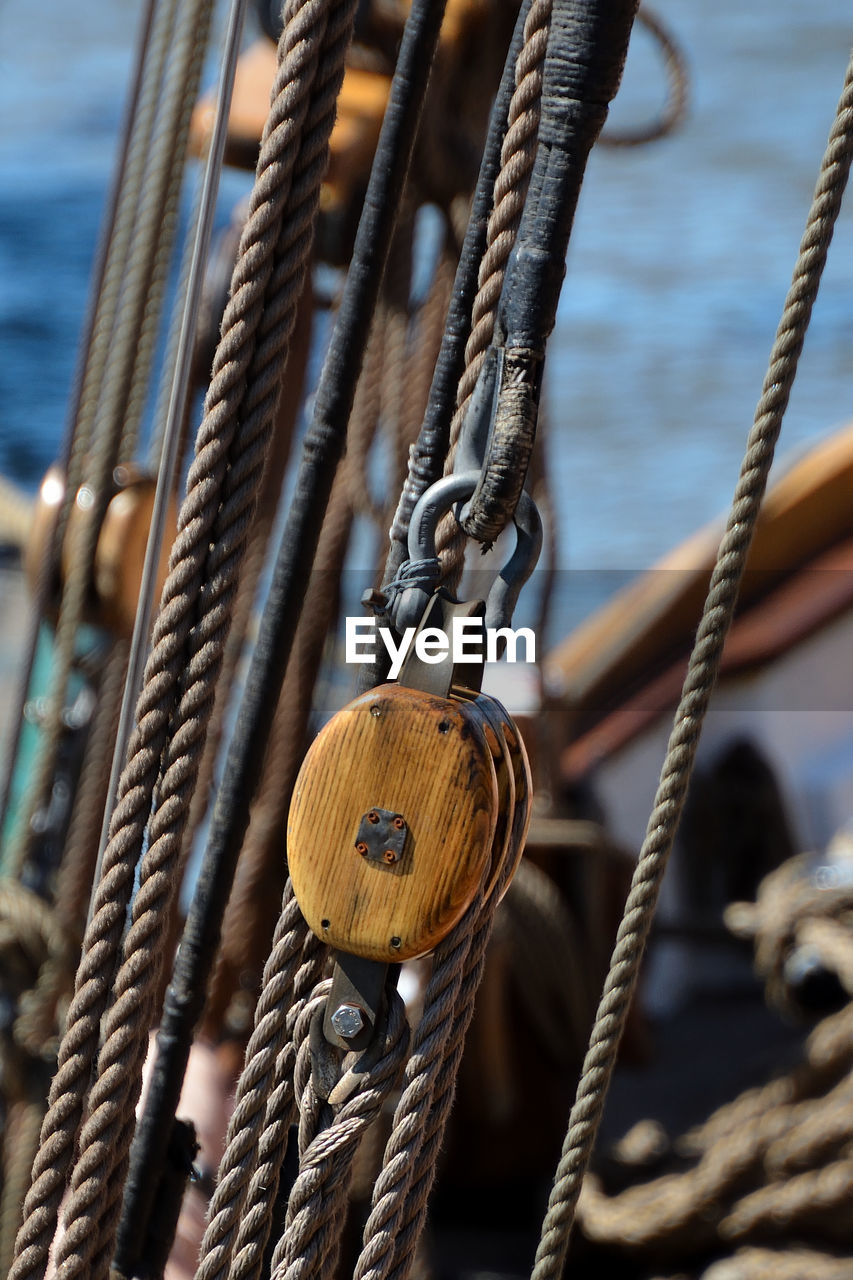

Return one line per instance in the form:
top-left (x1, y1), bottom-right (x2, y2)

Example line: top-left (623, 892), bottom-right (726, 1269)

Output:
top-left (195, 885), bottom-right (323, 1280)
top-left (6, 0), bottom-right (213, 881)
top-left (355, 813), bottom-right (525, 1280)
top-left (531, 50), bottom-right (853, 1280)
top-left (434, 0), bottom-right (552, 582)
top-left (598, 5), bottom-right (687, 148)
top-left (269, 986), bottom-right (411, 1280)
top-left (8, 1), bottom-right (352, 1274)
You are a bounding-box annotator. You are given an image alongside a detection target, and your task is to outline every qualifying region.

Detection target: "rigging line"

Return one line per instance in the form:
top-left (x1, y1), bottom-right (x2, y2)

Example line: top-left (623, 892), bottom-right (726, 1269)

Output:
top-left (384, 0), bottom-right (533, 558)
top-left (356, 0), bottom-right (533, 697)
top-left (3, 0), bottom-right (193, 882)
top-left (598, 5), bottom-right (688, 148)
top-left (452, 0), bottom-right (639, 556)
top-left (57, 18), bottom-right (351, 1280)
top-left (205, 307), bottom-right (385, 1037)
top-left (88, 0), bottom-right (250, 934)
top-left (8, 0), bottom-right (346, 1268)
top-left (0, 0), bottom-right (158, 855)
top-left (116, 14), bottom-right (214, 459)
top-left (432, 0), bottom-right (553, 581)
top-left (195, 885), bottom-right (325, 1280)
top-left (354, 742), bottom-right (524, 1280)
top-left (115, 0), bottom-right (450, 1267)
top-left (531, 46), bottom-right (853, 1280)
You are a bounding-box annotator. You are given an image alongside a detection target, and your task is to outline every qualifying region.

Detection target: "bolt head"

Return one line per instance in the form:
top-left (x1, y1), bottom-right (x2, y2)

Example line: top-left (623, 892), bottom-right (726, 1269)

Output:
top-left (330, 1003), bottom-right (365, 1039)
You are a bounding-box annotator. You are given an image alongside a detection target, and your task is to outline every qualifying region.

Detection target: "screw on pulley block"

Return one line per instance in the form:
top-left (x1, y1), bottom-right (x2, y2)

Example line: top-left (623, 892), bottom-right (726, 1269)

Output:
top-left (329, 1002), bottom-right (366, 1040)
top-left (354, 807), bottom-right (408, 865)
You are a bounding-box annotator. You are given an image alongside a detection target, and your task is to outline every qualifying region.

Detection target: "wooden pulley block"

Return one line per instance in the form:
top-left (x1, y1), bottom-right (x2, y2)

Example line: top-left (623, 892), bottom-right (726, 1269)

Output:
top-left (287, 682), bottom-right (500, 961)
top-left (24, 464), bottom-right (176, 638)
top-left (92, 466), bottom-right (176, 637)
top-left (454, 687), bottom-right (532, 900)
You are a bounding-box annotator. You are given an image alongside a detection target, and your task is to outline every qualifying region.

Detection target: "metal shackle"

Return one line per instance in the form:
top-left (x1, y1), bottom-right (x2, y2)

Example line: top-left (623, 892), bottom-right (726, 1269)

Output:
top-left (394, 471), bottom-right (542, 635)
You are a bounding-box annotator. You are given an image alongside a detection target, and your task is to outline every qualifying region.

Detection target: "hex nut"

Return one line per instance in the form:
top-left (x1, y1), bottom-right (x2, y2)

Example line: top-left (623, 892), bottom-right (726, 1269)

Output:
top-left (330, 1003), bottom-right (365, 1039)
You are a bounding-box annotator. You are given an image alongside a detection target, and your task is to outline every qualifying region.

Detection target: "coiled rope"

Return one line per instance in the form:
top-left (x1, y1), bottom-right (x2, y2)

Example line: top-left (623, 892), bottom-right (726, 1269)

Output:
top-left (531, 46), bottom-right (853, 1280)
top-left (576, 847), bottom-right (853, 1274)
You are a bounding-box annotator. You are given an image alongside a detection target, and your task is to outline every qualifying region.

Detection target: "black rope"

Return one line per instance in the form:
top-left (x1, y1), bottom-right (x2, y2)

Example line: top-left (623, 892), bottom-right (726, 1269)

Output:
top-left (113, 0), bottom-right (449, 1268)
top-left (461, 0), bottom-right (639, 545)
top-left (356, 0), bottom-right (533, 693)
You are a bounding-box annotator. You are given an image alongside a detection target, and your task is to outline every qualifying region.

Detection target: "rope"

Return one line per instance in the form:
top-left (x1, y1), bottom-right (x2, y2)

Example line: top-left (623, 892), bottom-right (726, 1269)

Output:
top-left (383, 0), bottom-right (531, 567)
top-left (5, 0), bottom-right (214, 882)
top-left (195, 885), bottom-right (324, 1280)
top-left (0, 1096), bottom-right (47, 1279)
top-left (570, 843), bottom-right (853, 1271)
top-left (268, 984), bottom-right (410, 1280)
top-left (576, 1004), bottom-right (853, 1260)
top-left (207, 462), bottom-right (355, 1039)
top-left (8, 0), bottom-right (348, 1272)
top-left (434, 0), bottom-right (552, 583)
top-left (355, 794), bottom-right (526, 1280)
top-left (53, 2), bottom-right (356, 1268)
top-left (726, 853), bottom-right (853, 1016)
top-left (57, 643), bottom-right (130, 946)
top-left (700, 1247), bottom-right (853, 1280)
top-left (0, 0), bottom-right (159, 847)
top-left (532, 53), bottom-right (853, 1278)
top-left (598, 5), bottom-right (687, 148)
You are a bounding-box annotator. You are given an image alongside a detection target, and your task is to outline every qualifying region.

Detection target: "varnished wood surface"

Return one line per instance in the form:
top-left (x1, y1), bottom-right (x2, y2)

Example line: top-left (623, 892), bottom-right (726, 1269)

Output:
top-left (288, 684), bottom-right (498, 960)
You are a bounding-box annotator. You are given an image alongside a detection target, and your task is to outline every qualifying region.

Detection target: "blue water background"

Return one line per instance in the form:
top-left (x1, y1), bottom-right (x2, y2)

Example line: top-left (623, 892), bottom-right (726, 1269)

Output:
top-left (0, 0), bottom-right (852, 643)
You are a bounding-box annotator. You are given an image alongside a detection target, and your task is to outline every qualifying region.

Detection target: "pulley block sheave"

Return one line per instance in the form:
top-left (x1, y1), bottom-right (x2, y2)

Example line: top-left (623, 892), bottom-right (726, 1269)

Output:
top-left (287, 599), bottom-right (532, 962)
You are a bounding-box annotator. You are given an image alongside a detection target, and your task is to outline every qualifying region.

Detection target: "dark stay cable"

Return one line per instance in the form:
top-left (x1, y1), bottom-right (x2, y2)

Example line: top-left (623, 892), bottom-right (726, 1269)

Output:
top-left (114, 0), bottom-right (449, 1266)
top-left (354, 0), bottom-right (532, 694)
top-left (461, 0), bottom-right (639, 545)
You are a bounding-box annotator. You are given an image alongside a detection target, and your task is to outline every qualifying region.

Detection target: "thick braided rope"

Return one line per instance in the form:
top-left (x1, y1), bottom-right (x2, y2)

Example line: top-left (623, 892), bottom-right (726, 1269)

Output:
top-left (434, 0), bottom-right (552, 580)
top-left (7, 6), bottom-right (344, 1278)
top-left (531, 51), bottom-right (853, 1280)
top-left (719, 1150), bottom-right (853, 1243)
top-left (49, 4), bottom-right (359, 1273)
top-left (574, 892), bottom-right (853, 1258)
top-left (356, 839), bottom-right (519, 1280)
top-left (195, 885), bottom-right (323, 1280)
top-left (197, 896), bottom-right (324, 1280)
top-left (354, 911), bottom-right (479, 1280)
top-left (374, 879), bottom-right (509, 1280)
top-left (269, 988), bottom-right (411, 1280)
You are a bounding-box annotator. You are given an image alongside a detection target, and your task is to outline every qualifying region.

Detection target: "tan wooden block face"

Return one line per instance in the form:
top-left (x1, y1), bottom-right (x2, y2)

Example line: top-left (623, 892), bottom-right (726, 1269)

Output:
top-left (287, 684), bottom-right (498, 961)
